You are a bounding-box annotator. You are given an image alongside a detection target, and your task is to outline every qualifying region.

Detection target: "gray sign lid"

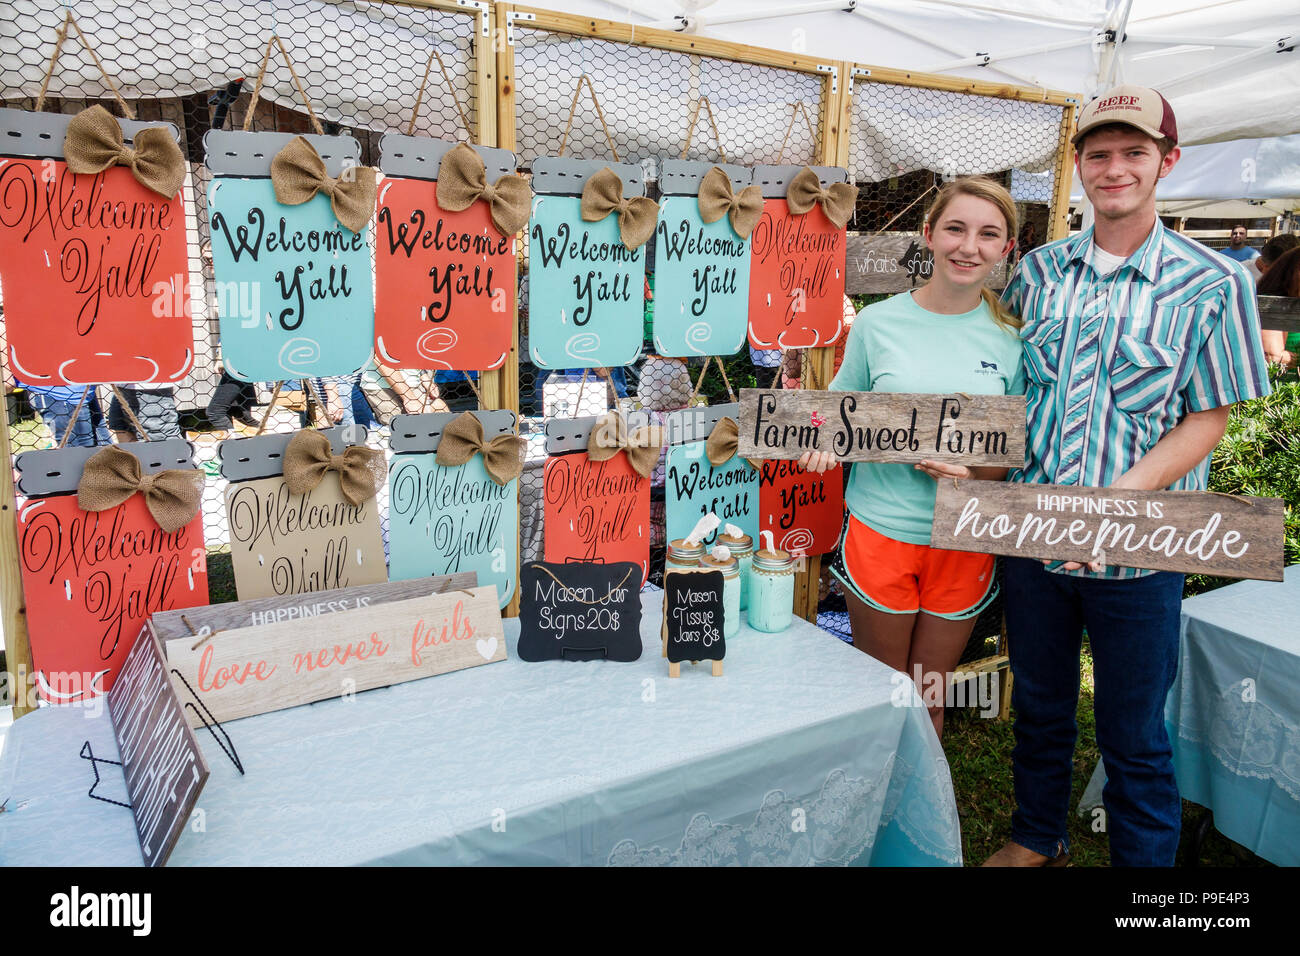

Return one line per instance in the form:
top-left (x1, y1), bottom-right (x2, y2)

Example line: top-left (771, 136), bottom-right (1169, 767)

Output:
top-left (752, 164), bottom-right (850, 199)
top-left (662, 402), bottom-right (741, 447)
top-left (377, 133), bottom-right (517, 181)
top-left (389, 409), bottom-right (517, 454)
top-left (203, 129), bottom-right (363, 178)
top-left (15, 439), bottom-right (197, 498)
top-left (658, 160), bottom-right (752, 197)
top-left (544, 410), bottom-right (660, 455)
top-left (0, 107), bottom-right (180, 160)
top-left (218, 425), bottom-right (367, 482)
top-left (531, 156), bottom-right (645, 197)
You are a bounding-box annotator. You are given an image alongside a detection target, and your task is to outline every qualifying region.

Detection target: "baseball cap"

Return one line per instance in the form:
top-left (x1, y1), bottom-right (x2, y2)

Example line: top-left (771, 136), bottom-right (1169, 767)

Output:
top-left (1072, 84), bottom-right (1178, 147)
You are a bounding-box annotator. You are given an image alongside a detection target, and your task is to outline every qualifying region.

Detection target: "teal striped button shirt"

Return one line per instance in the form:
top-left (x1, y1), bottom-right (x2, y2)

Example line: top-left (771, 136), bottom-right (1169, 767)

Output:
top-left (1001, 219), bottom-right (1272, 579)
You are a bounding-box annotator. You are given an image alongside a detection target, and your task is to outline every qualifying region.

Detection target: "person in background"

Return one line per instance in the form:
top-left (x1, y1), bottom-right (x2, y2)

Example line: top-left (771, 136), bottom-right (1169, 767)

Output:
top-left (1220, 224), bottom-right (1260, 263)
top-left (800, 177), bottom-right (1026, 741)
top-left (25, 383), bottom-right (111, 447)
top-left (107, 385), bottom-right (183, 442)
top-left (206, 369), bottom-right (261, 435)
top-left (1257, 244), bottom-right (1300, 369)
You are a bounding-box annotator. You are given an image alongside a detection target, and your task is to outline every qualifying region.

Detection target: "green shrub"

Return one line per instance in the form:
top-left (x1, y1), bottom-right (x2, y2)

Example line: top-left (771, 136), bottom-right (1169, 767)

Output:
top-left (1187, 365), bottom-right (1300, 596)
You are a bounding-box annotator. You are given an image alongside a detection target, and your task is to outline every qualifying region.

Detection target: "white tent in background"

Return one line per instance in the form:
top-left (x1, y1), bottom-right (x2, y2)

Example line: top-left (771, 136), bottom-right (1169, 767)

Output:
top-left (1050, 134), bottom-right (1300, 217)
top-left (512, 0), bottom-right (1300, 147)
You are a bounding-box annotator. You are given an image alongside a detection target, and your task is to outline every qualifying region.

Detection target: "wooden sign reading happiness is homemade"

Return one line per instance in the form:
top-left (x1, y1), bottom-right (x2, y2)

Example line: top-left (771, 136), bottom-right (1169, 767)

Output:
top-left (736, 388), bottom-right (1026, 467)
top-left (931, 480), bottom-right (1285, 581)
top-left (165, 584), bottom-right (507, 725)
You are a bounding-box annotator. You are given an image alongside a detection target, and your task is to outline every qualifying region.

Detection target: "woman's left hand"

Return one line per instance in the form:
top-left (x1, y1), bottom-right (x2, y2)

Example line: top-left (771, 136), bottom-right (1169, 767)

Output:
top-left (915, 459), bottom-right (972, 482)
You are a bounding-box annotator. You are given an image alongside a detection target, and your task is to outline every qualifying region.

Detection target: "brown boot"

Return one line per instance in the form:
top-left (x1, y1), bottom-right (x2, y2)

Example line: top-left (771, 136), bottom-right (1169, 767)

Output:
top-left (982, 840), bottom-right (1070, 867)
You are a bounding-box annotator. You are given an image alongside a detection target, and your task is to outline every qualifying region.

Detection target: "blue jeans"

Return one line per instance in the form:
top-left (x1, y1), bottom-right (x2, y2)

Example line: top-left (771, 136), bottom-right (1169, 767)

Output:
top-left (28, 391), bottom-right (111, 447)
top-left (1003, 558), bottom-right (1183, 866)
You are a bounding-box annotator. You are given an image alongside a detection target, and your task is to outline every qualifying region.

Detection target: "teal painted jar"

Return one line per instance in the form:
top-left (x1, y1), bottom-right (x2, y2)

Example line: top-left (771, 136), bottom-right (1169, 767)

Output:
top-left (700, 552), bottom-right (740, 639)
top-left (666, 538), bottom-right (705, 573)
top-left (749, 548), bottom-right (795, 633)
top-left (716, 531), bottom-right (753, 610)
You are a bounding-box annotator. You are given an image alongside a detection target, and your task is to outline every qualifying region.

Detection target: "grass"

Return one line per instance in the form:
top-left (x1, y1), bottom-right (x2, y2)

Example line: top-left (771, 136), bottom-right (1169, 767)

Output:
top-left (943, 642), bottom-right (1272, 867)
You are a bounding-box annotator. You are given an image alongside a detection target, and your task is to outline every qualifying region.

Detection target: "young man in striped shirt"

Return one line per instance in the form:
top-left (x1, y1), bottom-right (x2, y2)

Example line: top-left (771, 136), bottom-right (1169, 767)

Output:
top-left (984, 86), bottom-right (1271, 867)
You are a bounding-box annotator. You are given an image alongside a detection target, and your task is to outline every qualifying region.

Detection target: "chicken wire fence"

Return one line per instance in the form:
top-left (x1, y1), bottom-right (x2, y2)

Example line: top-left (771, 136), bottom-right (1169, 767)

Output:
top-left (0, 0), bottom-right (1072, 651)
top-left (0, 0), bottom-right (484, 598)
top-left (508, 22), bottom-right (830, 593)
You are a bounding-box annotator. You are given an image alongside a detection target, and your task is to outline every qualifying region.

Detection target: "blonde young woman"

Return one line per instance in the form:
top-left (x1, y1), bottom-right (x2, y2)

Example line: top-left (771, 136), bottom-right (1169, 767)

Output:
top-left (801, 176), bottom-right (1025, 739)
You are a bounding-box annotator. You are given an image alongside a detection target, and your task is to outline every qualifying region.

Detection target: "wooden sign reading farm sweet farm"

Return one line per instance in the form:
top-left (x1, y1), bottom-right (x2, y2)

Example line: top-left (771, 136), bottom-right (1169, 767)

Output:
top-left (736, 388), bottom-right (1026, 468)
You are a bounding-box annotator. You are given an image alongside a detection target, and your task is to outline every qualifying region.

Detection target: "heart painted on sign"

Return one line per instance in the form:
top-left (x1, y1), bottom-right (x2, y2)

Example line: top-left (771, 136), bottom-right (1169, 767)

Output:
top-left (476, 637), bottom-right (498, 660)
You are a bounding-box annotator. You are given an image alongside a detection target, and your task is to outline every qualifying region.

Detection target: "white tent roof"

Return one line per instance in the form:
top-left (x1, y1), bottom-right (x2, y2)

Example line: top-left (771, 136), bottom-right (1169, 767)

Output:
top-left (523, 0), bottom-right (1300, 146)
top-left (1052, 133), bottom-right (1300, 211)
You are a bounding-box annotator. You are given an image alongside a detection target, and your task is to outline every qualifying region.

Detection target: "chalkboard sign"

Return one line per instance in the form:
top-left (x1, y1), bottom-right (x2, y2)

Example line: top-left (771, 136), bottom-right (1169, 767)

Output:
top-left (518, 561), bottom-right (643, 662)
top-left (663, 569), bottom-right (726, 677)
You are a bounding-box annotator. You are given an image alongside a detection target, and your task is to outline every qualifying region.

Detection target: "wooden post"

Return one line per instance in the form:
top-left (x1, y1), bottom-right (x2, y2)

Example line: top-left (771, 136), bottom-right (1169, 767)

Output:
top-left (496, 3), bottom-right (524, 619)
top-left (1, 391), bottom-right (34, 718)
top-left (1048, 100), bottom-right (1079, 242)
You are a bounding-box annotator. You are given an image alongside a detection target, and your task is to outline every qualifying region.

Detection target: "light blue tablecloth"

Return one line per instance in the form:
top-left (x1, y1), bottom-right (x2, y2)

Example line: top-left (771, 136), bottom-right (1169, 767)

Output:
top-left (1166, 564), bottom-right (1300, 866)
top-left (0, 592), bottom-right (961, 866)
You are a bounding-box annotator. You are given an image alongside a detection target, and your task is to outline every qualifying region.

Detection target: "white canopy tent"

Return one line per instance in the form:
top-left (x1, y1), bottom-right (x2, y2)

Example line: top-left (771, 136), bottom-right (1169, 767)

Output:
top-left (514, 0), bottom-right (1300, 147)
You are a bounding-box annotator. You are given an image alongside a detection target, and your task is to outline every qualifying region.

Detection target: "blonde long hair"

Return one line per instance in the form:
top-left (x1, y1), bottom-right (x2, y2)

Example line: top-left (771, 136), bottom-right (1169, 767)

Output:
top-left (923, 176), bottom-right (1022, 333)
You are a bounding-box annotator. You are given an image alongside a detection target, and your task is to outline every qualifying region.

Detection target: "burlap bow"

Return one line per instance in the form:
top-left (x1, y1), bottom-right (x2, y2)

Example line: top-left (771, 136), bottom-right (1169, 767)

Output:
top-left (698, 166), bottom-right (763, 240)
top-left (434, 412), bottom-right (526, 487)
top-left (705, 416), bottom-right (758, 469)
top-left (437, 143), bottom-right (531, 237)
top-left (785, 166), bottom-right (859, 229)
top-left (282, 429), bottom-right (385, 506)
top-left (76, 446), bottom-right (203, 534)
top-left (271, 136), bottom-right (377, 234)
top-left (62, 105), bottom-right (186, 198)
top-left (587, 412), bottom-right (664, 478)
top-left (580, 167), bottom-right (658, 250)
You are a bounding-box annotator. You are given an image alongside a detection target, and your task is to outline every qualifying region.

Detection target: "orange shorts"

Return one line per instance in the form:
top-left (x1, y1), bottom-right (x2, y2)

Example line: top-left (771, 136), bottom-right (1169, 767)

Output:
top-left (831, 515), bottom-right (996, 620)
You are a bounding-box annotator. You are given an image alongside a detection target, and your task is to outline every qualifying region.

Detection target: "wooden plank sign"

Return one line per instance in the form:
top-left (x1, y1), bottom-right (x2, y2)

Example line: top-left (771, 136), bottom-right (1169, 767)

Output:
top-left (665, 442), bottom-right (760, 549)
top-left (651, 161), bottom-right (752, 356)
top-left (374, 137), bottom-right (517, 370)
top-left (224, 472), bottom-right (387, 601)
top-left (931, 480), bottom-right (1286, 581)
top-left (758, 458), bottom-right (846, 557)
top-left (543, 451), bottom-right (651, 585)
top-left (844, 233), bottom-right (1007, 295)
top-left (0, 108), bottom-right (194, 385)
top-left (747, 166), bottom-right (851, 351)
top-left (147, 573), bottom-right (478, 644)
top-left (205, 131), bottom-right (374, 380)
top-left (736, 388), bottom-right (1026, 467)
top-left (107, 627), bottom-right (210, 867)
top-left (517, 561), bottom-right (643, 662)
top-left (164, 585), bottom-right (507, 725)
top-left (662, 569), bottom-right (726, 677)
top-left (388, 453), bottom-right (518, 609)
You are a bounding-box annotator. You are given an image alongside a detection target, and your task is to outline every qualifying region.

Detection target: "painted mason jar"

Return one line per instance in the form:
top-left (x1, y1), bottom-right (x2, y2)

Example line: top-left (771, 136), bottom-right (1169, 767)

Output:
top-left (749, 547), bottom-right (795, 633)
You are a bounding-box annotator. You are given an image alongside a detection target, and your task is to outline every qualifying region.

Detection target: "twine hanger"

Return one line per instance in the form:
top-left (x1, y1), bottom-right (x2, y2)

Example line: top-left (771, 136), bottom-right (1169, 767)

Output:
top-left (243, 34), bottom-right (324, 135)
top-left (775, 101), bottom-right (817, 165)
top-left (35, 9), bottom-right (134, 118)
top-left (409, 48), bottom-right (473, 140)
top-left (108, 384), bottom-right (152, 442)
top-left (55, 386), bottom-right (92, 449)
top-left (681, 96), bottom-right (728, 163)
top-left (687, 357), bottom-right (737, 407)
top-left (558, 73), bottom-right (620, 161)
